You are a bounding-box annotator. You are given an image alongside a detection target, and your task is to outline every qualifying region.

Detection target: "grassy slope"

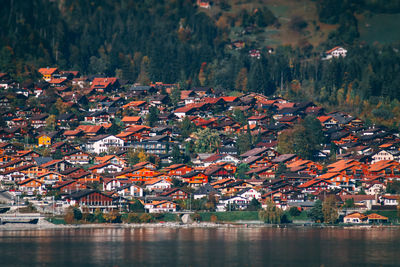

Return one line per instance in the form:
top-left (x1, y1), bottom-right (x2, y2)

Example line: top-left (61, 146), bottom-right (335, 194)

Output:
top-left (357, 12), bottom-right (400, 44)
top-left (203, 0), bottom-right (400, 49)
top-left (203, 0), bottom-right (338, 49)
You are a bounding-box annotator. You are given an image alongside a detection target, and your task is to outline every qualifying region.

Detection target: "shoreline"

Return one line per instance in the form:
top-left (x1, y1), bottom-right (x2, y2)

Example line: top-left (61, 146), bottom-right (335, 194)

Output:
top-left (1, 219), bottom-right (400, 231)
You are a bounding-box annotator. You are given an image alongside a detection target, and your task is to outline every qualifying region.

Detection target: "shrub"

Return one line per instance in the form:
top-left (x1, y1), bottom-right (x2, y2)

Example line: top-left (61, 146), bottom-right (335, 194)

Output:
top-left (104, 210), bottom-right (122, 223)
top-left (82, 213), bottom-right (95, 223)
top-left (64, 207), bottom-right (75, 224)
top-left (125, 213), bottom-right (141, 223)
top-left (210, 214), bottom-right (218, 223)
top-left (191, 212), bottom-right (202, 222)
top-left (289, 207), bottom-right (301, 217)
top-left (94, 208), bottom-right (105, 223)
top-left (140, 213), bottom-right (154, 223)
top-left (73, 207), bottom-right (83, 221)
top-left (152, 213), bottom-right (165, 221)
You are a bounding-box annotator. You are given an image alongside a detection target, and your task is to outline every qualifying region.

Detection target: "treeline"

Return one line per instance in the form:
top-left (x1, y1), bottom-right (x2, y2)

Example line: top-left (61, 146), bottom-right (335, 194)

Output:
top-left (0, 0), bottom-right (223, 83)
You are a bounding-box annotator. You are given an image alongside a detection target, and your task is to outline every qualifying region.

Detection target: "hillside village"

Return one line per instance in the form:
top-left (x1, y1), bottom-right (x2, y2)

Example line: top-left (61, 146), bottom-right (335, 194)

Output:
top-left (0, 66), bottom-right (399, 223)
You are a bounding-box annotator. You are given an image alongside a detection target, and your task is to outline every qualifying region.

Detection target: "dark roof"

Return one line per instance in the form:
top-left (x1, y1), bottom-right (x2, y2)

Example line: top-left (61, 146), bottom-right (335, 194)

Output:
top-left (88, 134), bottom-right (111, 142)
top-left (33, 157), bottom-right (53, 166)
top-left (194, 183), bottom-right (218, 195)
top-left (68, 189), bottom-right (116, 200)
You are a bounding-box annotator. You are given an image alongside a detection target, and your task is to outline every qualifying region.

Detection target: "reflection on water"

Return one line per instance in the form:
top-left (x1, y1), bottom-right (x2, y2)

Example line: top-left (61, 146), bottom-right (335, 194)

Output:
top-left (0, 227), bottom-right (399, 266)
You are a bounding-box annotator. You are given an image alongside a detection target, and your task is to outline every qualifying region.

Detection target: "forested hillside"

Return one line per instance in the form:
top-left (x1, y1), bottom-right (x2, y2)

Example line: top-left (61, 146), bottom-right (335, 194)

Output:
top-left (1, 0), bottom-right (400, 126)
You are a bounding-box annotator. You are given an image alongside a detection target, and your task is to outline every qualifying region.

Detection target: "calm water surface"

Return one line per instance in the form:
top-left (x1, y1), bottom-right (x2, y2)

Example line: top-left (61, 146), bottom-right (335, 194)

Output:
top-left (0, 227), bottom-right (399, 266)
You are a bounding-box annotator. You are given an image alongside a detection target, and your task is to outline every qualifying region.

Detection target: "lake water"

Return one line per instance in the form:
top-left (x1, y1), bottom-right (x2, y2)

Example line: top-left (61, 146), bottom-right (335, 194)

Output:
top-left (0, 227), bottom-right (399, 266)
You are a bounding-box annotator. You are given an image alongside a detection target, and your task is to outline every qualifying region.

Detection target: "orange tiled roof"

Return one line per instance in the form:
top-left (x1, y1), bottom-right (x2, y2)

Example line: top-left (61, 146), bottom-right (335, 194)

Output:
top-left (121, 116), bottom-right (142, 123)
top-left (367, 213), bottom-right (388, 220)
top-left (38, 67), bottom-right (58, 75)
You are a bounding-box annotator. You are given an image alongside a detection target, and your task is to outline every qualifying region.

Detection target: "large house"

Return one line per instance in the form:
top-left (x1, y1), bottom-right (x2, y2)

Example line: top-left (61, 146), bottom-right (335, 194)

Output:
top-left (86, 135), bottom-right (124, 154)
top-left (325, 46), bottom-right (347, 59)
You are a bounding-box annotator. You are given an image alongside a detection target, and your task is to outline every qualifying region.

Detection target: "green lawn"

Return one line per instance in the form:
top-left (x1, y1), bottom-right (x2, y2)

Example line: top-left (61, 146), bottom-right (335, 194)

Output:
top-left (287, 211), bottom-right (309, 222)
top-left (46, 217), bottom-right (66, 225)
top-left (199, 211), bottom-right (259, 222)
top-left (358, 13), bottom-right (400, 44)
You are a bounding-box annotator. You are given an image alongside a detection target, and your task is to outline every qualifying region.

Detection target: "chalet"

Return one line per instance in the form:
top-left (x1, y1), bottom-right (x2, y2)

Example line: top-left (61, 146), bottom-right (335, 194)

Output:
top-left (18, 178), bottom-right (45, 195)
top-left (164, 164), bottom-right (194, 178)
top-left (40, 159), bottom-right (71, 172)
top-left (236, 188), bottom-right (261, 200)
top-left (193, 87), bottom-right (212, 97)
top-left (132, 161), bottom-right (157, 170)
top-left (149, 94), bottom-right (169, 106)
top-left (271, 154), bottom-right (298, 164)
top-left (144, 200), bottom-right (176, 213)
top-left (240, 147), bottom-right (270, 159)
top-left (248, 115), bottom-right (268, 126)
top-left (63, 129), bottom-right (85, 140)
top-left (249, 49), bottom-right (261, 59)
top-left (51, 142), bottom-right (76, 154)
top-left (95, 155), bottom-right (126, 168)
top-left (193, 183), bottom-right (219, 199)
top-left (103, 178), bottom-right (131, 191)
top-left (56, 113), bottom-right (78, 127)
top-left (122, 101), bottom-right (147, 111)
top-left (246, 166), bottom-right (274, 179)
top-left (36, 171), bottom-right (64, 185)
top-left (16, 150), bottom-right (41, 162)
top-left (0, 143), bottom-right (17, 155)
top-left (128, 85), bottom-right (156, 96)
top-left (298, 179), bottom-right (333, 194)
top-left (86, 135), bottom-right (124, 154)
top-left (380, 195), bottom-right (399, 206)
top-left (217, 196), bottom-right (250, 211)
top-left (317, 116), bottom-right (338, 128)
top-left (68, 170), bottom-right (101, 183)
top-left (116, 167), bottom-right (161, 182)
top-left (129, 136), bottom-right (171, 155)
top-left (30, 114), bottom-right (49, 128)
top-left (75, 125), bottom-right (105, 137)
top-left (53, 180), bottom-right (88, 194)
top-left (366, 213), bottom-right (389, 224)
top-left (343, 212), bottom-right (367, 224)
top-left (64, 151), bottom-right (91, 165)
top-left (202, 154), bottom-right (240, 167)
top-left (204, 165), bottom-right (234, 180)
top-left (181, 171), bottom-right (208, 186)
top-left (37, 132), bottom-right (59, 147)
top-left (144, 178), bottom-right (172, 192)
top-left (114, 183), bottom-right (143, 198)
top-left (197, 0), bottom-right (210, 9)
top-left (340, 195), bottom-right (377, 210)
top-left (48, 78), bottom-right (68, 87)
top-left (38, 67), bottom-right (58, 81)
top-left (121, 116), bottom-right (143, 127)
top-left (364, 180), bottom-right (386, 195)
top-left (66, 189), bottom-right (118, 212)
top-left (89, 162), bottom-right (123, 174)
top-left (371, 150), bottom-right (400, 164)
top-left (173, 103), bottom-right (205, 119)
top-left (90, 77), bottom-right (119, 92)
top-left (160, 188), bottom-right (189, 200)
top-left (84, 110), bottom-right (112, 125)
top-left (368, 160), bottom-right (400, 177)
top-left (325, 46), bottom-right (347, 59)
